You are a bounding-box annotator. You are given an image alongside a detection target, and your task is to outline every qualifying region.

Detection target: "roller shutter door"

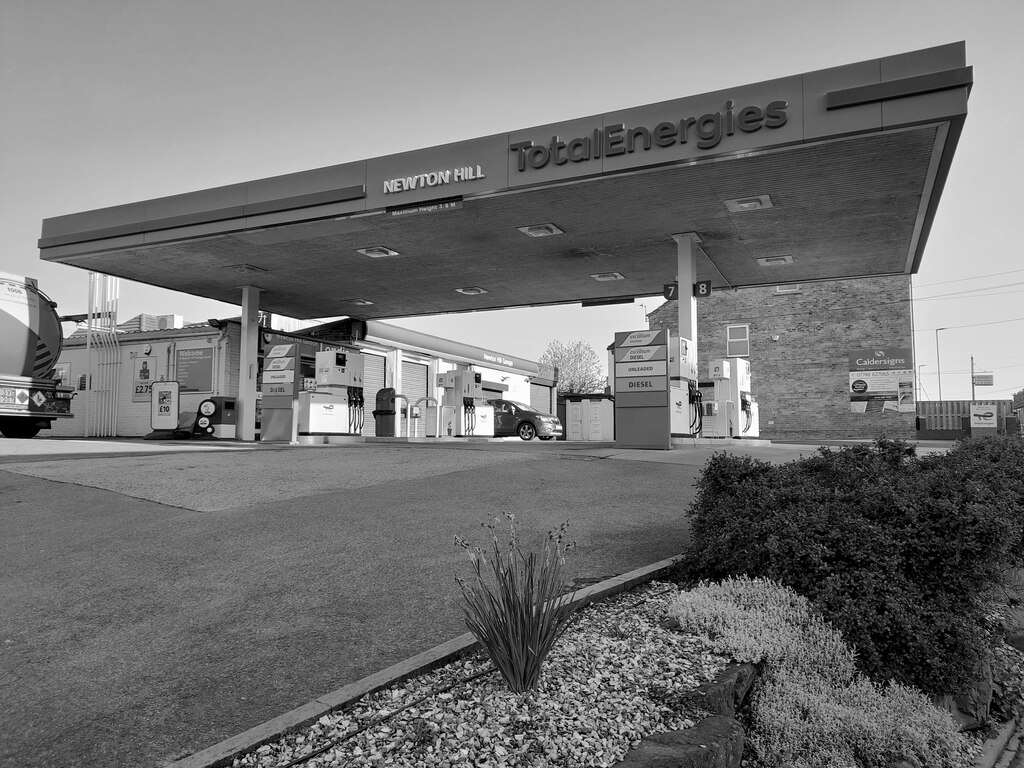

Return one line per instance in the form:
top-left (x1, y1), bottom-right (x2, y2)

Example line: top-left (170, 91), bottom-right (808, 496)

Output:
top-left (362, 353), bottom-right (386, 437)
top-left (531, 383), bottom-right (553, 414)
top-left (401, 361), bottom-right (428, 436)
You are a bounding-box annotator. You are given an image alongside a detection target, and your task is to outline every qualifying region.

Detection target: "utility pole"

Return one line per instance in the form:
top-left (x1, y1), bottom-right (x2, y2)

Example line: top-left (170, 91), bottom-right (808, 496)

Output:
top-left (935, 327), bottom-right (947, 401)
top-left (971, 356), bottom-right (976, 402)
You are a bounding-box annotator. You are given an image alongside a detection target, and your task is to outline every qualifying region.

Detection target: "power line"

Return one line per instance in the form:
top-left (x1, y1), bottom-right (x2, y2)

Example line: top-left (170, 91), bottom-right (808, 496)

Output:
top-left (989, 384), bottom-right (1023, 396)
top-left (914, 285), bottom-right (1024, 301)
top-left (915, 315), bottom-right (1024, 333)
top-left (914, 268), bottom-right (1024, 289)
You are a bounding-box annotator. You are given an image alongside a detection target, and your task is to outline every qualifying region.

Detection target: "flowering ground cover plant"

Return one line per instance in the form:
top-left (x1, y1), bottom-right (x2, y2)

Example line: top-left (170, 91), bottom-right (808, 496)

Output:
top-left (671, 576), bottom-right (976, 768)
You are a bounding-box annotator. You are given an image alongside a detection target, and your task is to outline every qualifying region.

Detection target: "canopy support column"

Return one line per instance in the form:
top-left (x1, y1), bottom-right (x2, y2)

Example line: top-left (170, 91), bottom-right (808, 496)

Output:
top-left (671, 232), bottom-right (700, 367)
top-left (239, 286), bottom-right (261, 441)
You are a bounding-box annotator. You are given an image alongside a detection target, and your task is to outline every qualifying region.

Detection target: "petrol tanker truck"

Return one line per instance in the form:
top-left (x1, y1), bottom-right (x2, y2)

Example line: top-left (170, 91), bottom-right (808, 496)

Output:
top-left (0, 272), bottom-right (75, 438)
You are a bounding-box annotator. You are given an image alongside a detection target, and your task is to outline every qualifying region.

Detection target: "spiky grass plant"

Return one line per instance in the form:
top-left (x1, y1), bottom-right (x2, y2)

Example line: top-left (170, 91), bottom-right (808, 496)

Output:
top-left (455, 513), bottom-right (577, 693)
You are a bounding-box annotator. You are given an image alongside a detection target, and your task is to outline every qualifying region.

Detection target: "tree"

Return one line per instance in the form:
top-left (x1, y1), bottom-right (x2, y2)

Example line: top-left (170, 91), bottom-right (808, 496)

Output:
top-left (539, 339), bottom-right (606, 395)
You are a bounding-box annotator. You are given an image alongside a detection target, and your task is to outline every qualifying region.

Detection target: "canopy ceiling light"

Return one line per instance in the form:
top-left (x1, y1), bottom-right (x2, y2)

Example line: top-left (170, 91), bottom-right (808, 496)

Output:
top-left (757, 255), bottom-right (794, 266)
top-left (590, 272), bottom-right (626, 281)
top-left (517, 223), bottom-right (563, 238)
top-left (355, 246), bottom-right (400, 258)
top-left (455, 286), bottom-right (488, 295)
top-left (724, 195), bottom-right (773, 213)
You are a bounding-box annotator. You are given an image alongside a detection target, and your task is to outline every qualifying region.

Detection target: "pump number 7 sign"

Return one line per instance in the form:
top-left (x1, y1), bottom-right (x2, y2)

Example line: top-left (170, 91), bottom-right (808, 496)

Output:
top-left (664, 281), bottom-right (712, 299)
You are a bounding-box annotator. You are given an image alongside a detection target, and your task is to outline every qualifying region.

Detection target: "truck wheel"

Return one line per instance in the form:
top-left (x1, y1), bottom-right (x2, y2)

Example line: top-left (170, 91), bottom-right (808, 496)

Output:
top-left (0, 419), bottom-right (42, 439)
top-left (517, 422), bottom-right (536, 441)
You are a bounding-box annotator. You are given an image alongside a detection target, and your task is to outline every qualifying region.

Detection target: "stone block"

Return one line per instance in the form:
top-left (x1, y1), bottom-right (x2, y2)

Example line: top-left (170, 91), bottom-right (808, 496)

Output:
top-left (614, 716), bottom-right (744, 768)
top-left (685, 662), bottom-right (759, 717)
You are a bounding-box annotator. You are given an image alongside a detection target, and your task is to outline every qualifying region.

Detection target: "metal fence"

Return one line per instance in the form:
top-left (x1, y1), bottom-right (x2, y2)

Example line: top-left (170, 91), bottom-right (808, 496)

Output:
top-left (916, 400), bottom-right (1015, 435)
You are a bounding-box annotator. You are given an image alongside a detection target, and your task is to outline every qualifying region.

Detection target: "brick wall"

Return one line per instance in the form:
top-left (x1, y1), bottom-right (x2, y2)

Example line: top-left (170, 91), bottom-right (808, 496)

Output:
top-left (649, 276), bottom-right (916, 442)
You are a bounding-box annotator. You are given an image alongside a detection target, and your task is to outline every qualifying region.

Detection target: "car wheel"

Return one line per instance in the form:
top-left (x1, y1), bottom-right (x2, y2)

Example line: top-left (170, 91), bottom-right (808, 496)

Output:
top-left (517, 422), bottom-right (536, 441)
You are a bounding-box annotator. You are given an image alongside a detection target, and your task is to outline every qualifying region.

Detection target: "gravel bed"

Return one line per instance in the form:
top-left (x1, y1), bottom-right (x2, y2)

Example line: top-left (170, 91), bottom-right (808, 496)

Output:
top-left (232, 583), bottom-right (728, 768)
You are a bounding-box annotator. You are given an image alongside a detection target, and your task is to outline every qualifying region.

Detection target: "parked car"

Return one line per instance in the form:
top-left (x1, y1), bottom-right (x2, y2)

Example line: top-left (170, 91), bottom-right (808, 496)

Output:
top-left (487, 399), bottom-right (563, 441)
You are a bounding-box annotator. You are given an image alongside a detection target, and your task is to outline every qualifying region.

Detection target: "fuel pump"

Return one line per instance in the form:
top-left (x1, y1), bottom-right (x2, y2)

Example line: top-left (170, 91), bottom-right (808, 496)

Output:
top-left (669, 334), bottom-right (701, 437)
top-left (309, 348), bottom-right (365, 435)
top-left (727, 358), bottom-right (759, 438)
top-left (437, 368), bottom-right (494, 437)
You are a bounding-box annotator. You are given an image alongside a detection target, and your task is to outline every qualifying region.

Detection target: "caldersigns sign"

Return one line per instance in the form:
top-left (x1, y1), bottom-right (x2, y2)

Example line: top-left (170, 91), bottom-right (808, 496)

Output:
top-left (848, 347), bottom-right (914, 414)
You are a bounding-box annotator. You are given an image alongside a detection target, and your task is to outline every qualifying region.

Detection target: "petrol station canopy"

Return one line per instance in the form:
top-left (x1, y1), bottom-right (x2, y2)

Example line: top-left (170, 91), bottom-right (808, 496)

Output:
top-left (39, 43), bottom-right (971, 323)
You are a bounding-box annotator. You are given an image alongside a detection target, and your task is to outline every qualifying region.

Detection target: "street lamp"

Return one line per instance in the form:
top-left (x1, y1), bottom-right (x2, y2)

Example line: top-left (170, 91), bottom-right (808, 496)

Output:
top-left (935, 327), bottom-right (948, 401)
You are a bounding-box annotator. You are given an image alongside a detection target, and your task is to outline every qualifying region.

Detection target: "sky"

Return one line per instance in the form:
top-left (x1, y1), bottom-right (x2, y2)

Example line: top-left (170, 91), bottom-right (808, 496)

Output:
top-left (2, 0), bottom-right (1022, 402)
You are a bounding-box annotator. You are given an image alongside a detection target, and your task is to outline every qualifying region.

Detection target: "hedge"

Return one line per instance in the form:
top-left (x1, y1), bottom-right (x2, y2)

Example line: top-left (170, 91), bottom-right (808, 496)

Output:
top-left (676, 436), bottom-right (1024, 696)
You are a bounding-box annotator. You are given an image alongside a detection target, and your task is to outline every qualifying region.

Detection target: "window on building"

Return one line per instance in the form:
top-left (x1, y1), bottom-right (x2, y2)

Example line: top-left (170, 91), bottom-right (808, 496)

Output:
top-left (726, 324), bottom-right (750, 357)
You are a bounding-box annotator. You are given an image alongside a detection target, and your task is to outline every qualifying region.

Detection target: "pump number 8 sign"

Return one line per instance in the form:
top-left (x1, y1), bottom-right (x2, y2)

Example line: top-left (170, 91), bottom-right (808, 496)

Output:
top-left (664, 281), bottom-right (712, 299)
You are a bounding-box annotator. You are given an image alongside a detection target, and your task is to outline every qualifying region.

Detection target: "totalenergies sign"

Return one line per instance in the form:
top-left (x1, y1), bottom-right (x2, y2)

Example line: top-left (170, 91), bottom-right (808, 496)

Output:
top-left (510, 100), bottom-right (788, 172)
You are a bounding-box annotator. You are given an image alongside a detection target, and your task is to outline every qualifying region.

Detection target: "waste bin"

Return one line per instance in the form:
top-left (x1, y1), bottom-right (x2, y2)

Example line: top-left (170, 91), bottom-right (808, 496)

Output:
top-left (372, 387), bottom-right (396, 437)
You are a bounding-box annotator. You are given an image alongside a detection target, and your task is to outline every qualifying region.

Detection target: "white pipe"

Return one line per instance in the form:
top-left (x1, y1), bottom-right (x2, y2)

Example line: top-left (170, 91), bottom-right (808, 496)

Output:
top-left (84, 274), bottom-right (95, 436)
top-left (393, 393), bottom-right (410, 436)
top-left (99, 275), bottom-right (107, 436)
top-left (109, 278), bottom-right (120, 436)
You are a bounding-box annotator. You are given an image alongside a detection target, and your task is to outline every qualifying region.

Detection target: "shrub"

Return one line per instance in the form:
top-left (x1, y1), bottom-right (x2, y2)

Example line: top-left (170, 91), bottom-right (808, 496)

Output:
top-left (676, 437), bottom-right (1024, 696)
top-left (670, 574), bottom-right (857, 684)
top-left (669, 577), bottom-right (973, 768)
top-left (454, 514), bottom-right (577, 692)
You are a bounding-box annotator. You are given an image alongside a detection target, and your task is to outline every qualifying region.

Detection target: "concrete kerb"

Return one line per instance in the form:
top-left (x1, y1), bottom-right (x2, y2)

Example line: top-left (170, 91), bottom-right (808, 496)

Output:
top-left (166, 554), bottom-right (686, 768)
top-left (984, 713), bottom-right (1023, 768)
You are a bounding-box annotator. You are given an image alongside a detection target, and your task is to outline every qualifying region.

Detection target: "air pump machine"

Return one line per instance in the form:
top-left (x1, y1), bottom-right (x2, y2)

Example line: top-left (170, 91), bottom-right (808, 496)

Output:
top-left (436, 368), bottom-right (494, 437)
top-left (302, 349), bottom-right (366, 435)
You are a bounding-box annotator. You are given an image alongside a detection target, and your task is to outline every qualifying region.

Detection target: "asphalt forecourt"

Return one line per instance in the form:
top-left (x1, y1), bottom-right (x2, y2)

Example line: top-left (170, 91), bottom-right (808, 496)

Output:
top-left (1, 442), bottom-right (707, 768)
